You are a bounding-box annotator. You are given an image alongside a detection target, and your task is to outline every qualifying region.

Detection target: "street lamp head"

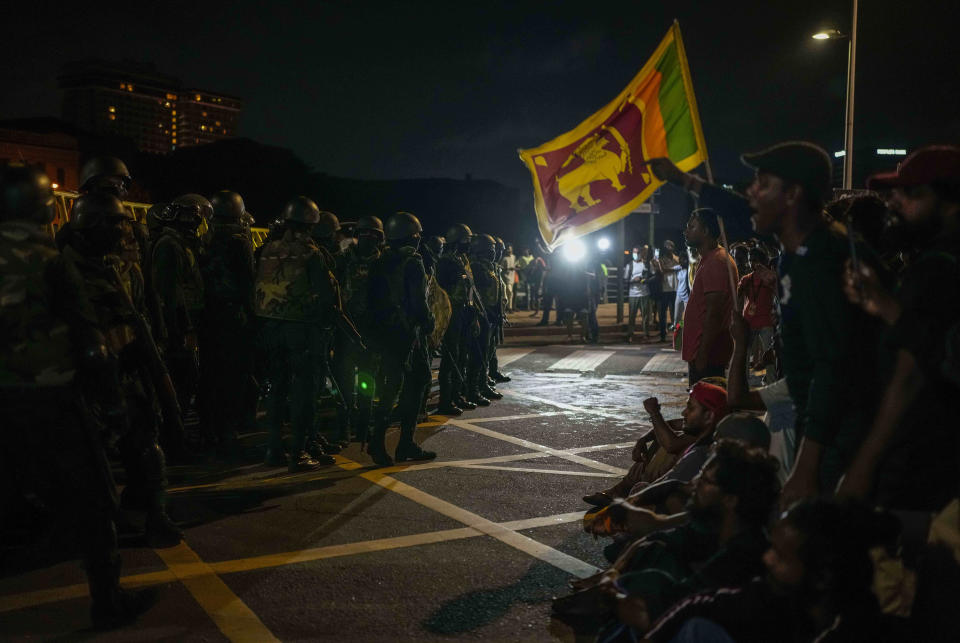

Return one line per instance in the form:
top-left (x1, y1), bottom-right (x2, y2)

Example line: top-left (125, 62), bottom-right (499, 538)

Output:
top-left (812, 29), bottom-right (846, 40)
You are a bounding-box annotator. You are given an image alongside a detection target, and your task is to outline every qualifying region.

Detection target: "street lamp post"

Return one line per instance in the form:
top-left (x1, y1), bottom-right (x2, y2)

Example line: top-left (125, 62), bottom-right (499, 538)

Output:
top-left (813, 0), bottom-right (859, 189)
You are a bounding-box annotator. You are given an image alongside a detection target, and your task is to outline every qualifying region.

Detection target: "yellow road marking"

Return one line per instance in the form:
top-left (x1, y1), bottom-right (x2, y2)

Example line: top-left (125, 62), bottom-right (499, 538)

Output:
top-left (154, 542), bottom-right (279, 643)
top-left (446, 418), bottom-right (629, 475)
top-left (0, 511), bottom-right (586, 613)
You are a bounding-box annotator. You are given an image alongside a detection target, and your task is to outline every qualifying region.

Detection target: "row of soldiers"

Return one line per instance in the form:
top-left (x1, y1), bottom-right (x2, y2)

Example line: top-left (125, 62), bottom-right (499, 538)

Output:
top-left (1, 157), bottom-right (515, 626)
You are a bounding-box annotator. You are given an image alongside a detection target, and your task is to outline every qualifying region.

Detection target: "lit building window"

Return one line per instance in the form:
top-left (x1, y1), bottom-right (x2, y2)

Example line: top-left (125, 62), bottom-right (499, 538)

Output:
top-left (202, 111), bottom-right (207, 117)
top-left (108, 106), bottom-right (116, 113)
top-left (172, 138), bottom-right (177, 144)
top-left (119, 83), bottom-right (126, 89)
top-left (172, 124), bottom-right (177, 130)
top-left (215, 121), bottom-right (221, 126)
top-left (164, 101), bottom-right (170, 108)
top-left (171, 110), bottom-right (177, 115)
top-left (201, 125), bottom-right (206, 131)
top-left (166, 93), bottom-right (177, 100)
top-left (195, 94), bottom-right (202, 101)
top-left (127, 85), bottom-right (134, 92)
top-left (109, 114), bottom-right (116, 121)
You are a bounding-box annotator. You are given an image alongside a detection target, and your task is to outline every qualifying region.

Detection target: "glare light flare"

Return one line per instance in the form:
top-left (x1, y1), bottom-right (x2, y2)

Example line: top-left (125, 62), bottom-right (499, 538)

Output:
top-left (597, 237), bottom-right (611, 251)
top-left (812, 32), bottom-right (830, 40)
top-left (876, 148), bottom-right (907, 156)
top-left (834, 150), bottom-right (846, 158)
top-left (562, 238), bottom-right (587, 262)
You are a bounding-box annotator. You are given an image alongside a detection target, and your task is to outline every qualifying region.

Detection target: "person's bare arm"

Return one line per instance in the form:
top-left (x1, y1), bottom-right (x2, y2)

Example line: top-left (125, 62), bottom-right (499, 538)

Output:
top-left (727, 310), bottom-right (765, 410)
top-left (644, 397), bottom-right (695, 455)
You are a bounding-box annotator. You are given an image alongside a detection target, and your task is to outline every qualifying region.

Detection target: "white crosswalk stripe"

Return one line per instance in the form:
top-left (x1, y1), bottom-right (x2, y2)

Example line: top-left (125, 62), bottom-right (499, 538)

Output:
top-left (546, 349), bottom-right (615, 372)
top-left (496, 347), bottom-right (534, 367)
top-left (640, 349), bottom-right (687, 375)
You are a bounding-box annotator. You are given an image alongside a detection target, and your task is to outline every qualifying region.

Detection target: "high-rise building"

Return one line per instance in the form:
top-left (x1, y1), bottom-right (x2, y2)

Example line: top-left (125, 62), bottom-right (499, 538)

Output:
top-left (59, 60), bottom-right (241, 155)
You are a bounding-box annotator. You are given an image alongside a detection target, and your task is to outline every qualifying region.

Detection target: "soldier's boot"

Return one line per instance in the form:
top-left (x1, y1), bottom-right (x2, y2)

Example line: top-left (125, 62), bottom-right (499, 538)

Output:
top-left (305, 439), bottom-right (337, 464)
top-left (480, 384), bottom-right (503, 400)
top-left (288, 451), bottom-right (327, 472)
top-left (312, 433), bottom-right (342, 455)
top-left (89, 556), bottom-right (157, 630)
top-left (491, 372), bottom-right (511, 383)
top-left (465, 382), bottom-right (491, 407)
top-left (367, 417), bottom-right (394, 467)
top-left (455, 394), bottom-right (477, 410)
top-left (395, 426), bottom-right (436, 463)
top-left (438, 375), bottom-right (464, 415)
top-left (145, 507), bottom-right (183, 549)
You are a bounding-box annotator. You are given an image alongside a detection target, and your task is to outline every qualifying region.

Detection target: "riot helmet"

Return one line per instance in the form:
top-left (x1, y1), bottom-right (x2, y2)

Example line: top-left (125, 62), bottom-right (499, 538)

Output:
top-left (356, 215), bottom-right (385, 255)
top-left (79, 156), bottom-right (132, 197)
top-left (314, 210), bottom-right (341, 238)
top-left (444, 223), bottom-right (472, 253)
top-left (470, 233), bottom-right (497, 262)
top-left (426, 235), bottom-right (445, 257)
top-left (70, 192), bottom-right (131, 256)
top-left (385, 211), bottom-right (423, 249)
top-left (282, 196), bottom-right (320, 224)
top-left (0, 164), bottom-right (56, 224)
top-left (210, 190), bottom-right (245, 222)
top-left (155, 193), bottom-right (211, 232)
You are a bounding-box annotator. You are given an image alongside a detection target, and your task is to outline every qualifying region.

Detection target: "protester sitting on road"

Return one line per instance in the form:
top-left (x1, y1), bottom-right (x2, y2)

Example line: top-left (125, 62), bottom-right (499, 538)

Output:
top-left (583, 382), bottom-right (727, 509)
top-left (641, 499), bottom-right (894, 643)
top-left (561, 440), bottom-right (779, 639)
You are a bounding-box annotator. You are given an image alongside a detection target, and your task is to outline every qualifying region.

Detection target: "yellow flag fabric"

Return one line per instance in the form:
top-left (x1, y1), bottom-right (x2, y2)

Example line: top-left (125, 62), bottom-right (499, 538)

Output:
top-left (519, 22), bottom-right (708, 250)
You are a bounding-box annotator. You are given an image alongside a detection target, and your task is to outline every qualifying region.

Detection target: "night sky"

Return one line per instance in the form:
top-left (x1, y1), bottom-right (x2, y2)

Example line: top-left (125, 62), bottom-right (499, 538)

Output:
top-left (5, 0), bottom-right (959, 190)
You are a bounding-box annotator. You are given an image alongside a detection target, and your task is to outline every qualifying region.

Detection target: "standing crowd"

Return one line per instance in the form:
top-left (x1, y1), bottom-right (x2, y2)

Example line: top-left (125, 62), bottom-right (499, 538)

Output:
top-left (554, 142), bottom-right (960, 642)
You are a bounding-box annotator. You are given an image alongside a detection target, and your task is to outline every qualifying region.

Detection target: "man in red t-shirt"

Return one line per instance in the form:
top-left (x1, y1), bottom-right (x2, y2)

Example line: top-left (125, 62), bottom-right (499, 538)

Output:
top-left (681, 208), bottom-right (739, 385)
top-left (738, 246), bottom-right (777, 370)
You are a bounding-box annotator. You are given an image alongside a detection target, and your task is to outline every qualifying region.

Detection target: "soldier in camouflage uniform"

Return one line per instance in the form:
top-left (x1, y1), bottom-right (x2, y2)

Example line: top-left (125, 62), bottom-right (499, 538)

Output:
top-left (468, 234), bottom-right (504, 402)
top-left (200, 191), bottom-right (256, 455)
top-left (489, 237), bottom-right (511, 384)
top-left (332, 216), bottom-right (383, 445)
top-left (366, 212), bottom-right (437, 465)
top-left (436, 223), bottom-right (479, 415)
top-left (150, 194), bottom-right (208, 447)
top-left (255, 197), bottom-right (339, 471)
top-left (61, 192), bottom-right (183, 548)
top-left (0, 165), bottom-right (156, 628)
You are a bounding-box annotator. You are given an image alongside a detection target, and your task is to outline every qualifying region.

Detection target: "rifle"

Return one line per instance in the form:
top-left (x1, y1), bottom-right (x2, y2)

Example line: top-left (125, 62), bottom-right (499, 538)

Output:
top-left (106, 266), bottom-right (185, 442)
top-left (334, 307), bottom-right (367, 351)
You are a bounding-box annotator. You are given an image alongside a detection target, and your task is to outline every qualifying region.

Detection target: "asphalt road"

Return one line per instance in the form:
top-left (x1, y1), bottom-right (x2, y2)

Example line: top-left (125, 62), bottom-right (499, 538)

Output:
top-left (0, 340), bottom-right (690, 642)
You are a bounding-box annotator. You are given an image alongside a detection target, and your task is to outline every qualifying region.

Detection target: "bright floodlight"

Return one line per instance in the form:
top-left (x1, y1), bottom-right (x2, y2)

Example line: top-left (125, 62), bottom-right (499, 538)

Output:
top-left (597, 237), bottom-right (611, 251)
top-left (812, 32), bottom-right (830, 40)
top-left (812, 29), bottom-right (843, 40)
top-left (562, 238), bottom-right (587, 262)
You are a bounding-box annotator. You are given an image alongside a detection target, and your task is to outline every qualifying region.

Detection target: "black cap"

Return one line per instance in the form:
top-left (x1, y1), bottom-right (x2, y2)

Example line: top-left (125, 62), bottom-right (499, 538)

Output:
top-left (741, 141), bottom-right (832, 204)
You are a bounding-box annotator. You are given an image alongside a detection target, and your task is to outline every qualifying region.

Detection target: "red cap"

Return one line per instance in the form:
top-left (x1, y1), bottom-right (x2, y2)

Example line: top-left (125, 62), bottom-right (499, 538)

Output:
top-left (867, 145), bottom-right (960, 190)
top-left (688, 381), bottom-right (728, 421)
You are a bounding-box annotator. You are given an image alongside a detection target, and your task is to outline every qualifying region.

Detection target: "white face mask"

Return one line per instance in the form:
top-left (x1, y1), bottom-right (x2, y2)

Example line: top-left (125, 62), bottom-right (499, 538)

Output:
top-left (632, 252), bottom-right (639, 261)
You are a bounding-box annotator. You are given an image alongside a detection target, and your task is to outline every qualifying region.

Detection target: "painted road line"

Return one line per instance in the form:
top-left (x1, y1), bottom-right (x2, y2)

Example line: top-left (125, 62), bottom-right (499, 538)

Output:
top-left (460, 464), bottom-right (619, 477)
top-left (359, 467), bottom-right (600, 578)
top-left (154, 542), bottom-right (280, 643)
top-left (466, 411), bottom-right (573, 423)
top-left (447, 418), bottom-right (629, 475)
top-left (502, 389), bottom-right (640, 423)
top-left (496, 347), bottom-right (535, 367)
top-left (640, 349), bottom-right (688, 375)
top-left (546, 350), bottom-right (616, 372)
top-left (0, 512), bottom-right (587, 614)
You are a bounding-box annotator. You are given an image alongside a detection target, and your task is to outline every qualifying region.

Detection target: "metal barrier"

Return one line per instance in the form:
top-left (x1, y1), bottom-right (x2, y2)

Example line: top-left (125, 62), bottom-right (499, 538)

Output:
top-left (52, 190), bottom-right (269, 249)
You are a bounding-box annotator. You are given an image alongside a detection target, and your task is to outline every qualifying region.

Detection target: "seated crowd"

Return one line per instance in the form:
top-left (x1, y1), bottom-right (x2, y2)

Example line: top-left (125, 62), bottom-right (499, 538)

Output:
top-left (553, 142), bottom-right (960, 642)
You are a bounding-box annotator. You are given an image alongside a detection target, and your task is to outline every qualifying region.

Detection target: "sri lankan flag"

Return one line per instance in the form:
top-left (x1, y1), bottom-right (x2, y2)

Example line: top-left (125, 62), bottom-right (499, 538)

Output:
top-left (519, 22), bottom-right (708, 249)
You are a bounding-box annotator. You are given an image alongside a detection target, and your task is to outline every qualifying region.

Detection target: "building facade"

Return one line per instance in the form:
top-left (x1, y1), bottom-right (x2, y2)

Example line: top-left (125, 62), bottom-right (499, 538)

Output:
top-left (59, 60), bottom-right (241, 155)
top-left (0, 128), bottom-right (80, 191)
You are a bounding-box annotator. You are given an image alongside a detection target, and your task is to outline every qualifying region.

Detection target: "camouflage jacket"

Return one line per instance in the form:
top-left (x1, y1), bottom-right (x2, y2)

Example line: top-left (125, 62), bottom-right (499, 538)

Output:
top-left (436, 251), bottom-right (475, 309)
top-left (368, 246), bottom-right (434, 344)
top-left (203, 223), bottom-right (255, 312)
top-left (335, 244), bottom-right (380, 330)
top-left (254, 229), bottom-right (340, 324)
top-left (471, 258), bottom-right (501, 318)
top-left (151, 227), bottom-right (204, 344)
top-left (0, 221), bottom-right (98, 387)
